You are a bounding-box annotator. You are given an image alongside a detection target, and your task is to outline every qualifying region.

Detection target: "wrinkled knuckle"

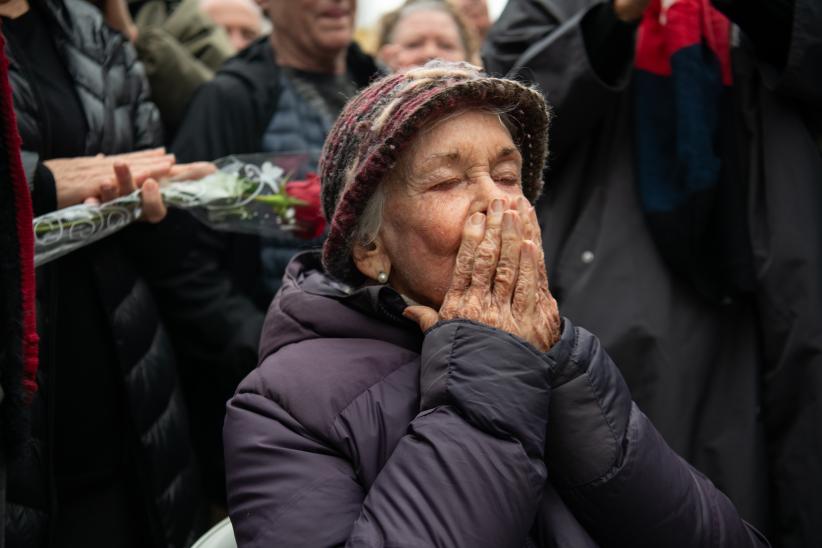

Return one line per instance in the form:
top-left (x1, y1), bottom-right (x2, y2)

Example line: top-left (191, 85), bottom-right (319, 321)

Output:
top-left (475, 243), bottom-right (497, 266)
top-left (484, 226), bottom-right (502, 241)
top-left (494, 264), bottom-right (516, 287)
top-left (519, 258), bottom-right (535, 275)
top-left (480, 308), bottom-right (501, 326)
top-left (501, 227), bottom-right (520, 243)
top-left (440, 301), bottom-right (461, 319)
top-left (453, 260), bottom-right (473, 280)
top-left (513, 284), bottom-right (529, 303)
top-left (460, 302), bottom-right (483, 320)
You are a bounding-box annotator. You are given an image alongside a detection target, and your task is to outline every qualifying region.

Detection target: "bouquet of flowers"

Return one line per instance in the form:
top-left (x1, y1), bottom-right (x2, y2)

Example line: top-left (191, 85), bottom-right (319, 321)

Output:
top-left (33, 155), bottom-right (325, 267)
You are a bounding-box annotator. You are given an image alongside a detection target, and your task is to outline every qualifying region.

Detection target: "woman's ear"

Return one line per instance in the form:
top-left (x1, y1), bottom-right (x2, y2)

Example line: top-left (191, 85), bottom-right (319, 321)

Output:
top-left (352, 236), bottom-right (391, 283)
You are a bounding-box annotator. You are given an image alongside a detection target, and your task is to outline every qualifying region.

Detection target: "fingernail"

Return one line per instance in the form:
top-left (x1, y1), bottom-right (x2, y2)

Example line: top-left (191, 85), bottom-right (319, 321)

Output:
top-left (517, 196), bottom-right (529, 210)
top-left (470, 212), bottom-right (485, 225)
top-left (491, 199), bottom-right (504, 213)
top-left (503, 211), bottom-right (514, 229)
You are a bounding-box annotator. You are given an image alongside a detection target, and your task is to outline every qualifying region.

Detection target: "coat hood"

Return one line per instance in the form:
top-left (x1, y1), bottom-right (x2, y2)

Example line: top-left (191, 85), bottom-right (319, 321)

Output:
top-left (258, 251), bottom-right (422, 363)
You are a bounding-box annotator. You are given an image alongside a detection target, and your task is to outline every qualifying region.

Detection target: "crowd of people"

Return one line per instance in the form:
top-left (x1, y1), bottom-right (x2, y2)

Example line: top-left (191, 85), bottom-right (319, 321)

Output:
top-left (0, 0), bottom-right (819, 547)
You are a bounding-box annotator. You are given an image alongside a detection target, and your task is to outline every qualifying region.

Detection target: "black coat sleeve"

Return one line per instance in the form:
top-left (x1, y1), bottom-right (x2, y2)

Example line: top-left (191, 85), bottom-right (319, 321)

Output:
top-left (122, 34), bottom-right (163, 150)
top-left (20, 151), bottom-right (56, 216)
top-left (483, 0), bottom-right (636, 164)
top-left (122, 210), bottom-right (263, 386)
top-left (172, 75), bottom-right (260, 162)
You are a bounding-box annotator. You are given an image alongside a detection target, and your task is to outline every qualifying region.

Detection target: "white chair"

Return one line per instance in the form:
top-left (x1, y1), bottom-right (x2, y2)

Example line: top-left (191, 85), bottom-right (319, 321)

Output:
top-left (191, 517), bottom-right (237, 548)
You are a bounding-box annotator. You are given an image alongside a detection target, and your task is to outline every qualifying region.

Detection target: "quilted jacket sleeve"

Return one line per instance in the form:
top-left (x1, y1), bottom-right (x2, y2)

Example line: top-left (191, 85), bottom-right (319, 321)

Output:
top-left (89, 14), bottom-right (163, 154)
top-left (124, 47), bottom-right (163, 150)
top-left (224, 320), bottom-right (552, 547)
top-left (543, 319), bottom-right (770, 547)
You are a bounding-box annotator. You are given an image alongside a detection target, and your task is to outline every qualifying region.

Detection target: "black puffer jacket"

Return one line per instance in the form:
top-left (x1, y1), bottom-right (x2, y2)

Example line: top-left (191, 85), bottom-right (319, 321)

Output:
top-left (2, 1), bottom-right (204, 546)
top-left (9, 0), bottom-right (160, 168)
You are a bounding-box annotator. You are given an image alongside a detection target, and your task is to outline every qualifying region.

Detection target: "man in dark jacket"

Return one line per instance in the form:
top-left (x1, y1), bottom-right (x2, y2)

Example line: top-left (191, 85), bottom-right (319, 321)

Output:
top-left (483, 0), bottom-right (821, 546)
top-left (173, 0), bottom-right (380, 305)
top-left (170, 0), bottom-right (381, 505)
top-left (1, 1), bottom-right (208, 546)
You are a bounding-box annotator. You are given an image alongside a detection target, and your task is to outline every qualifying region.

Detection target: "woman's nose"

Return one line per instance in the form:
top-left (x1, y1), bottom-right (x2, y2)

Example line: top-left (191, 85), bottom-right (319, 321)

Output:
top-left (423, 41), bottom-right (441, 62)
top-left (474, 175), bottom-right (512, 212)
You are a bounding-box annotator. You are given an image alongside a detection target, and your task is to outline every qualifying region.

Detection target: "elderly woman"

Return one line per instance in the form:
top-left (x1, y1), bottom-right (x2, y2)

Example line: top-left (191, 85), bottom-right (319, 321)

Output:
top-left (223, 63), bottom-right (768, 547)
top-left (377, 0), bottom-right (476, 72)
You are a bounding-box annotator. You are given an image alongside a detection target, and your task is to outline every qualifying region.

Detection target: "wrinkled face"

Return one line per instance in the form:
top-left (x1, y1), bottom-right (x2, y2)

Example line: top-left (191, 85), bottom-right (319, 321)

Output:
top-left (357, 110), bottom-right (525, 308)
top-left (267, 0), bottom-right (356, 55)
top-left (380, 9), bottom-right (468, 73)
top-left (201, 0), bottom-right (263, 51)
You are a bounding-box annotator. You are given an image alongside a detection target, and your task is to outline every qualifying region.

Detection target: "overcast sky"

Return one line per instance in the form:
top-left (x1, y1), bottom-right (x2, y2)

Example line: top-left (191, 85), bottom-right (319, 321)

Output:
top-left (356, 0), bottom-right (508, 28)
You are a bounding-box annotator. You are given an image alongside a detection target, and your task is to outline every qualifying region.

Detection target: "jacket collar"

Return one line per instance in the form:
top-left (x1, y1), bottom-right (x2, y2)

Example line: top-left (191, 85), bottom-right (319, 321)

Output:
top-left (258, 251), bottom-right (422, 363)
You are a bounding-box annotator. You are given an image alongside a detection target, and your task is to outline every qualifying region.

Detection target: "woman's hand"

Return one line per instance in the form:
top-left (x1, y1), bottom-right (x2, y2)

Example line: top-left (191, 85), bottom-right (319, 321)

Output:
top-left (405, 197), bottom-right (561, 352)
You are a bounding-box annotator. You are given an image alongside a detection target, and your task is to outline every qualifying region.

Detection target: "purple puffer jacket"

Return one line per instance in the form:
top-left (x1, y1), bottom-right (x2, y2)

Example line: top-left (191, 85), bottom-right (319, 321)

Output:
top-left (224, 252), bottom-right (768, 548)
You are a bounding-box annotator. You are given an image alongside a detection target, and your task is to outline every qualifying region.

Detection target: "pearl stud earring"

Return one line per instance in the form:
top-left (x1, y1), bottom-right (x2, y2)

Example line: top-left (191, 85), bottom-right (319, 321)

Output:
top-left (377, 271), bottom-right (389, 284)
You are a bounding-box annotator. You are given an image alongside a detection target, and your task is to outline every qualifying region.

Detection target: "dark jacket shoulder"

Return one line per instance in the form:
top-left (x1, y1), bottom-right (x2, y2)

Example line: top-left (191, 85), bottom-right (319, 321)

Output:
top-left (247, 253), bottom-right (421, 438)
top-left (173, 39), bottom-right (381, 162)
top-left (245, 337), bottom-right (419, 442)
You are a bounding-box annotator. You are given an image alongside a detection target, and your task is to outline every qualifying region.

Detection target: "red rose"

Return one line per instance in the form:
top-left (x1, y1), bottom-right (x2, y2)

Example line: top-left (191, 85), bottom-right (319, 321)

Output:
top-left (285, 172), bottom-right (326, 240)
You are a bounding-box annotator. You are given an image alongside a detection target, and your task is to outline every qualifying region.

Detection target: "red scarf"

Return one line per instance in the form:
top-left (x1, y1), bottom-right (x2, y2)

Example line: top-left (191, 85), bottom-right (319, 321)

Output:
top-left (0, 29), bottom-right (39, 400)
top-left (632, 0), bottom-right (749, 301)
top-left (636, 0), bottom-right (732, 86)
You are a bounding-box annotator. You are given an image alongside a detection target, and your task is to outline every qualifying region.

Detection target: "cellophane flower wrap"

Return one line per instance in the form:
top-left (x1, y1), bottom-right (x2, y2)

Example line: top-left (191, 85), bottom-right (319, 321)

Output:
top-left (33, 155), bottom-right (326, 267)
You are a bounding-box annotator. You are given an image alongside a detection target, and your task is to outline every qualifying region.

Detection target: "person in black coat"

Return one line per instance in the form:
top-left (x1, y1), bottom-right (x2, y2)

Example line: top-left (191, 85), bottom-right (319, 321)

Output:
top-left (2, 1), bottom-right (212, 546)
top-left (483, 0), bottom-right (821, 546)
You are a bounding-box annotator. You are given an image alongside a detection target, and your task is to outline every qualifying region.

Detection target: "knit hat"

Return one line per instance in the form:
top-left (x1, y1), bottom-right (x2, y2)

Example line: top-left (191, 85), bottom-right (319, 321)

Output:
top-left (320, 61), bottom-right (551, 284)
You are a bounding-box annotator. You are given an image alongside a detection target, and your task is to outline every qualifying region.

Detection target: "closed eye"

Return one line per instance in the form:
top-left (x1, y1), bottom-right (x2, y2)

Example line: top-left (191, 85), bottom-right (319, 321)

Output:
top-left (493, 172), bottom-right (521, 187)
top-left (430, 178), bottom-right (462, 191)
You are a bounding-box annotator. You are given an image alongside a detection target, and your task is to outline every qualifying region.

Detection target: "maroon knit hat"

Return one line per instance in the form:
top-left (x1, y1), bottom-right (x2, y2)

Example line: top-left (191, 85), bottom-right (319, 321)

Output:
top-left (320, 61), bottom-right (551, 284)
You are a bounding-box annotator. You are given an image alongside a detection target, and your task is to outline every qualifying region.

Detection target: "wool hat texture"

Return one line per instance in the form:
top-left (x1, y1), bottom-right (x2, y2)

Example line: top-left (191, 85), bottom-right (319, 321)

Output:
top-left (319, 61), bottom-right (551, 285)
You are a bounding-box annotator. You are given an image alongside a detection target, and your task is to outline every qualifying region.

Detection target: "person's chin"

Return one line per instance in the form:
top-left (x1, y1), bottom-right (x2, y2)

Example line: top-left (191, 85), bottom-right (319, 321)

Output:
top-left (317, 32), bottom-right (353, 52)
